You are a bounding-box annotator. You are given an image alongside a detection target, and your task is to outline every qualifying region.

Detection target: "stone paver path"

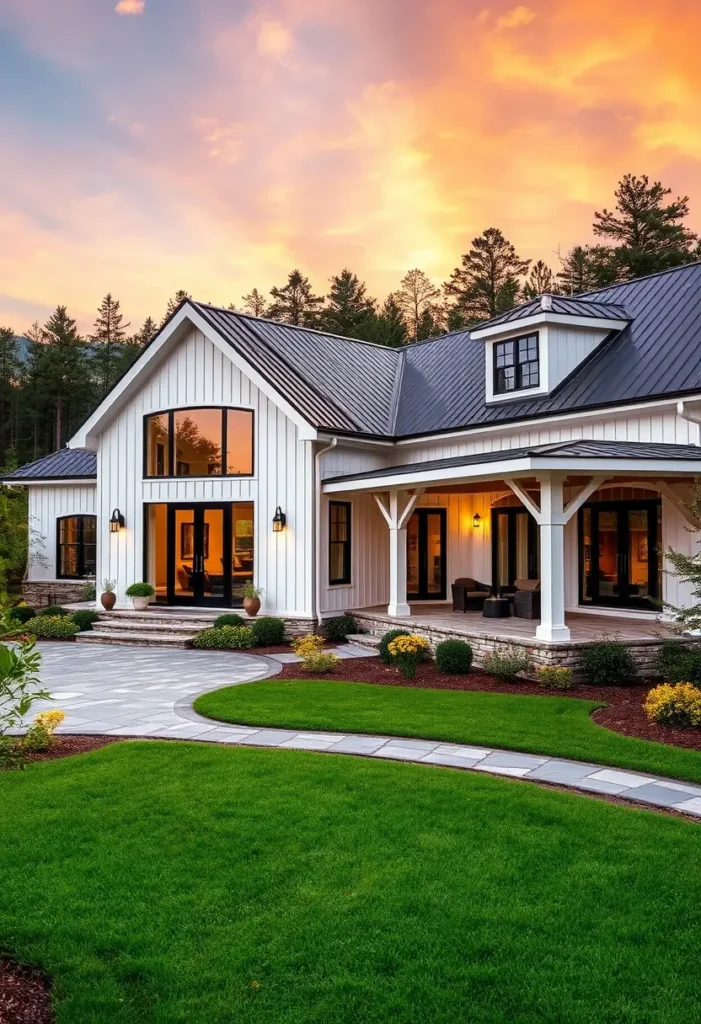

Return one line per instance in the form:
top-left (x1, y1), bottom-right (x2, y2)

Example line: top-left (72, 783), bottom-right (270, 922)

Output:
top-left (19, 642), bottom-right (701, 818)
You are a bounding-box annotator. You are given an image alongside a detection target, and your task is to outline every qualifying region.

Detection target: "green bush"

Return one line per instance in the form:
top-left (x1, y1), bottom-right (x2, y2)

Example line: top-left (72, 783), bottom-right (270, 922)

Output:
top-left (214, 613), bottom-right (246, 628)
top-left (580, 640), bottom-right (636, 687)
top-left (302, 652), bottom-right (340, 674)
top-left (71, 610), bottom-right (101, 632)
top-left (658, 640), bottom-right (701, 685)
top-left (192, 626), bottom-right (255, 650)
top-left (6, 606), bottom-right (36, 625)
top-left (82, 581), bottom-right (96, 601)
top-left (324, 615), bottom-right (357, 642)
top-left (536, 666), bottom-right (573, 690)
top-left (22, 724), bottom-right (52, 753)
top-left (250, 617), bottom-right (286, 646)
top-left (435, 639), bottom-right (473, 675)
top-left (378, 629), bottom-right (411, 664)
top-left (125, 582), bottom-right (156, 597)
top-left (26, 616), bottom-right (80, 639)
top-left (39, 605), bottom-right (69, 618)
top-left (484, 647), bottom-right (531, 682)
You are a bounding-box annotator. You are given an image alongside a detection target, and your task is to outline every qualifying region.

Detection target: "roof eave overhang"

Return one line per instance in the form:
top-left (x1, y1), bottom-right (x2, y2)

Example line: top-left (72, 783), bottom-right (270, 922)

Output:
top-left (0, 477), bottom-right (97, 486)
top-left (470, 311), bottom-right (629, 341)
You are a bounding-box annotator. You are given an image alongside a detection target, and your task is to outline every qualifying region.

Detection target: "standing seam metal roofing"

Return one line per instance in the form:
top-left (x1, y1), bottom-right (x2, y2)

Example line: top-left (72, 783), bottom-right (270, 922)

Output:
top-left (472, 294), bottom-right (629, 329)
top-left (2, 448), bottom-right (97, 480)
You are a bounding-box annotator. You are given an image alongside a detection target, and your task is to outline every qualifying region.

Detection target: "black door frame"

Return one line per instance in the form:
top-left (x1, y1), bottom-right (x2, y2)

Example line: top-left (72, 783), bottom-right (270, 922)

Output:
top-left (578, 498), bottom-right (660, 610)
top-left (407, 508), bottom-right (447, 601)
top-left (491, 507), bottom-right (539, 594)
top-left (166, 503), bottom-right (232, 607)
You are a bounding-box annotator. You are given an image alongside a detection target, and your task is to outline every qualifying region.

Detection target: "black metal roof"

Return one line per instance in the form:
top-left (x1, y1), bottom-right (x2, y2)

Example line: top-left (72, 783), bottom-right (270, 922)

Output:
top-left (325, 439), bottom-right (701, 485)
top-left (472, 294), bottom-right (629, 331)
top-left (1, 448), bottom-right (97, 482)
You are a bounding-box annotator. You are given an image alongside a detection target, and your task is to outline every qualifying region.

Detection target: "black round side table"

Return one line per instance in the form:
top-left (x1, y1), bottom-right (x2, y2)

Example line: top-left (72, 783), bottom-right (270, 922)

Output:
top-left (482, 597), bottom-right (511, 618)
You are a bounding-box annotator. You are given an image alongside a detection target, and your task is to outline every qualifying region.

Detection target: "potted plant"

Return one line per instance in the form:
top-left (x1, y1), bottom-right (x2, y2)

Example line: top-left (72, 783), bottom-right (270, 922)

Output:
top-left (234, 582), bottom-right (263, 617)
top-left (125, 582), bottom-right (155, 611)
top-left (100, 579), bottom-right (117, 611)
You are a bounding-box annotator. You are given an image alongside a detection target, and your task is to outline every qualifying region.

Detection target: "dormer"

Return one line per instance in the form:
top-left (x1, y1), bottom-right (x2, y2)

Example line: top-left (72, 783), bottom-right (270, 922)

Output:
top-left (471, 294), bottom-right (631, 404)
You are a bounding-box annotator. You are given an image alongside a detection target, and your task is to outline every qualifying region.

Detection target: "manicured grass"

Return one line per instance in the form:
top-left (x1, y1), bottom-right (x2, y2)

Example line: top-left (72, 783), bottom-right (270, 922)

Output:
top-left (1, 742), bottom-right (701, 1023)
top-left (195, 679), bottom-right (701, 784)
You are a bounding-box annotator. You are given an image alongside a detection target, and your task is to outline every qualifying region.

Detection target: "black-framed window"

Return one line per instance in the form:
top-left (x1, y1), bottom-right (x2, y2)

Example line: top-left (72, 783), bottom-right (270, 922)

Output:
top-left (144, 407), bottom-right (254, 478)
top-left (494, 333), bottom-right (539, 394)
top-left (329, 501), bottom-right (352, 585)
top-left (57, 515), bottom-right (96, 579)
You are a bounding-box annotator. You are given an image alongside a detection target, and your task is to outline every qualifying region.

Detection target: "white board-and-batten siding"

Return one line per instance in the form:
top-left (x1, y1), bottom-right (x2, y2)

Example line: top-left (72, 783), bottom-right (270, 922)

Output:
top-left (27, 484), bottom-right (96, 581)
top-left (97, 327), bottom-right (314, 614)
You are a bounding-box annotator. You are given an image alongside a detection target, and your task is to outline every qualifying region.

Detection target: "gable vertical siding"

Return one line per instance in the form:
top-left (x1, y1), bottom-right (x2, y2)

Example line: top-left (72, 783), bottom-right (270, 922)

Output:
top-left (27, 484), bottom-right (96, 581)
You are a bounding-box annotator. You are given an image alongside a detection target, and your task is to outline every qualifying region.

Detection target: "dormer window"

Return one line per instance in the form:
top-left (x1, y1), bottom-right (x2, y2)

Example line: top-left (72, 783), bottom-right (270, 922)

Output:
top-left (494, 333), bottom-right (539, 395)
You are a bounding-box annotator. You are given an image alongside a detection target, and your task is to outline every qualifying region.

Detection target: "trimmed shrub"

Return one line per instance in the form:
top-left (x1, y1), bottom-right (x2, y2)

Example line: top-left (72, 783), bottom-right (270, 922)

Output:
top-left (192, 626), bottom-right (255, 650)
top-left (435, 639), bottom-right (473, 675)
top-left (292, 634), bottom-right (324, 657)
top-left (125, 582), bottom-right (155, 597)
top-left (378, 629), bottom-right (411, 665)
top-left (302, 652), bottom-right (340, 674)
top-left (387, 634), bottom-right (431, 679)
top-left (484, 647), bottom-right (531, 682)
top-left (644, 683), bottom-right (701, 728)
top-left (6, 606), bottom-right (36, 625)
top-left (26, 616), bottom-right (80, 639)
top-left (39, 605), bottom-right (69, 618)
top-left (250, 617), bottom-right (286, 646)
top-left (536, 666), bottom-right (573, 690)
top-left (324, 615), bottom-right (357, 643)
top-left (658, 641), bottom-right (701, 685)
top-left (580, 640), bottom-right (636, 687)
top-left (214, 613), bottom-right (246, 628)
top-left (71, 610), bottom-right (101, 632)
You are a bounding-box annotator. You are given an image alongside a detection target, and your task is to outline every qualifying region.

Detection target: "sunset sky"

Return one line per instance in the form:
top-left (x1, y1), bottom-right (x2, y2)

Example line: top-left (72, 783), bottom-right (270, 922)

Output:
top-left (2, 0), bottom-right (701, 333)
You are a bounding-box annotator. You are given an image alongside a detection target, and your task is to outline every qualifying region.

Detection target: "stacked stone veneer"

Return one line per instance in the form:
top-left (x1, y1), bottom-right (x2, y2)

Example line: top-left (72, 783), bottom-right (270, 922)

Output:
top-left (23, 581), bottom-right (90, 607)
top-left (351, 610), bottom-right (701, 682)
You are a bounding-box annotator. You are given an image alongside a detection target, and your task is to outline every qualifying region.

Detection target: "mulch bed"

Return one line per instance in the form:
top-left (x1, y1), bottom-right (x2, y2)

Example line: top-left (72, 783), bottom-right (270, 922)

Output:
top-left (21, 736), bottom-right (121, 766)
top-left (0, 959), bottom-right (52, 1024)
top-left (277, 656), bottom-right (701, 752)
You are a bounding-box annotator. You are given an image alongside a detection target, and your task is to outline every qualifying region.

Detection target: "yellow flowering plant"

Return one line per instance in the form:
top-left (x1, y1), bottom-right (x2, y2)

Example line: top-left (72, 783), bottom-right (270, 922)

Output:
top-left (35, 710), bottom-right (65, 734)
top-left (643, 683), bottom-right (701, 728)
top-left (386, 633), bottom-right (431, 679)
top-left (291, 634), bottom-right (325, 657)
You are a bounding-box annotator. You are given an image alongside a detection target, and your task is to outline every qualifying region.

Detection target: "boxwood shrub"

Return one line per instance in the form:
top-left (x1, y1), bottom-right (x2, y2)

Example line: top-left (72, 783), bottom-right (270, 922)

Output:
top-left (6, 606), bottom-right (36, 625)
top-left (26, 616), bottom-right (80, 639)
top-left (658, 640), bottom-right (701, 685)
top-left (378, 629), bottom-right (411, 664)
top-left (580, 640), bottom-right (636, 687)
top-left (71, 610), bottom-right (101, 632)
top-left (214, 613), bottom-right (246, 628)
top-left (192, 626), bottom-right (255, 650)
top-left (39, 605), bottom-right (69, 618)
top-left (324, 615), bottom-right (357, 643)
top-left (435, 639), bottom-right (473, 675)
top-left (250, 617), bottom-right (286, 646)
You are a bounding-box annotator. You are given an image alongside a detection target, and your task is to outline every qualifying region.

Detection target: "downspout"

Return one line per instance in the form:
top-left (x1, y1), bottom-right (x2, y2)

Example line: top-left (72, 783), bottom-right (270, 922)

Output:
top-left (314, 437), bottom-right (338, 627)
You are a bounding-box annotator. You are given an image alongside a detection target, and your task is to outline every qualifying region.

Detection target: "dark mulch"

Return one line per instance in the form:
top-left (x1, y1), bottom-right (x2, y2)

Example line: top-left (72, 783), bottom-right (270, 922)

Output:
top-left (277, 656), bottom-right (701, 751)
top-left (0, 959), bottom-right (52, 1024)
top-left (22, 736), bottom-right (121, 766)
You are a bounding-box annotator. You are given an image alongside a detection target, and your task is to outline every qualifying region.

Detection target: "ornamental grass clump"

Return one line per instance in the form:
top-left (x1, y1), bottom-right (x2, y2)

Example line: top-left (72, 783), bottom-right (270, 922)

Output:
top-left (192, 626), bottom-right (255, 650)
top-left (536, 666), bottom-right (573, 690)
top-left (387, 634), bottom-right (431, 679)
top-left (644, 683), bottom-right (701, 728)
top-left (435, 639), bottom-right (473, 675)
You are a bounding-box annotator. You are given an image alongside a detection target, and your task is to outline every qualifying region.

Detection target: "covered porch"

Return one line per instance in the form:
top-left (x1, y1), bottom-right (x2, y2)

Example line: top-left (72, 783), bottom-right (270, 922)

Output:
top-left (323, 439), bottom-right (701, 644)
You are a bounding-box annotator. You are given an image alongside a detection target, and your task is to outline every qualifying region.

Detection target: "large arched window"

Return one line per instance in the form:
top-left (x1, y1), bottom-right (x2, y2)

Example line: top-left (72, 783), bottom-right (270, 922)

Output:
top-left (57, 516), bottom-right (97, 579)
top-left (144, 408), bottom-right (254, 478)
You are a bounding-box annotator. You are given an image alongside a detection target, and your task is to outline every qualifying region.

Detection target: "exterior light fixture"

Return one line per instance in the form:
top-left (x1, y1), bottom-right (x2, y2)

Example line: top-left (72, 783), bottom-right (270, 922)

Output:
top-left (109, 508), bottom-right (125, 533)
top-left (272, 506), bottom-right (287, 532)
top-left (473, 513), bottom-right (481, 528)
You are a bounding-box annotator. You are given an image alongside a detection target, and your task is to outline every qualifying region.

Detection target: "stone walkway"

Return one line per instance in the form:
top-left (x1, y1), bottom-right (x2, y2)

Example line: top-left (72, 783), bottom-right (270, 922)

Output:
top-left (19, 643), bottom-right (701, 818)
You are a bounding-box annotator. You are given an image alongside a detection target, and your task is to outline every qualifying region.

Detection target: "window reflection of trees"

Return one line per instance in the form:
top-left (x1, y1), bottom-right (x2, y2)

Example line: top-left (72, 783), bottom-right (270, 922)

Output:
top-left (175, 416), bottom-right (222, 475)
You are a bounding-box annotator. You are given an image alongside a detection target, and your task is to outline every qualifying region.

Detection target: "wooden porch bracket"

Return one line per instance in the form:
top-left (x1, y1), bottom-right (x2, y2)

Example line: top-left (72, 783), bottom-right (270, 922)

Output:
top-left (373, 488), bottom-right (425, 529)
top-left (563, 476), bottom-right (607, 522)
top-left (505, 480), bottom-right (542, 524)
top-left (655, 480), bottom-right (701, 529)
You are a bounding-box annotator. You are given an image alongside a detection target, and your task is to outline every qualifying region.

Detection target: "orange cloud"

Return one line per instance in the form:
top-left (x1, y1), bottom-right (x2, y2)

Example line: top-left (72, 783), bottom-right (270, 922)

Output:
top-left (496, 6), bottom-right (536, 30)
top-left (114, 0), bottom-right (145, 15)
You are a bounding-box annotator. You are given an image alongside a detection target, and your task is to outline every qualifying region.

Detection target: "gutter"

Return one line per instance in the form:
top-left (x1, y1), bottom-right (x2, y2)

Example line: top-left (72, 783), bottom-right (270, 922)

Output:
top-left (678, 399), bottom-right (701, 433)
top-left (313, 437), bottom-right (338, 627)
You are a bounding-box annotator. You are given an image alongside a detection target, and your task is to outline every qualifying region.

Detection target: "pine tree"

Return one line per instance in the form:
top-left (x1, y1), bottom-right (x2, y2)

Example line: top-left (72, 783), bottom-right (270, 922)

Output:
top-left (556, 245), bottom-right (623, 294)
top-left (240, 288), bottom-right (269, 318)
top-left (522, 260), bottom-right (557, 299)
top-left (320, 269), bottom-right (377, 339)
top-left (134, 316), bottom-right (157, 346)
top-left (370, 295), bottom-right (408, 348)
top-left (445, 228), bottom-right (530, 325)
top-left (416, 304), bottom-right (445, 341)
top-left (395, 270), bottom-right (440, 343)
top-left (593, 174), bottom-right (698, 279)
top-left (0, 327), bottom-right (22, 466)
top-left (162, 290), bottom-right (191, 325)
top-left (91, 293), bottom-right (130, 396)
top-left (268, 270), bottom-right (324, 327)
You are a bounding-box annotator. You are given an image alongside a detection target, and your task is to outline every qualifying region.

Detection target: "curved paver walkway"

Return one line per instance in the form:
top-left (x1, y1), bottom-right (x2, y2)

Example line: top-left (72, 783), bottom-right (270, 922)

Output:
top-left (22, 642), bottom-right (701, 818)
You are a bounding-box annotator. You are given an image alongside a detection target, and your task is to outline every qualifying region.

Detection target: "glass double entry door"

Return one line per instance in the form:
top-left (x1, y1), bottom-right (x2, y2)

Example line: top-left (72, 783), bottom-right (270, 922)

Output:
top-left (580, 500), bottom-right (660, 610)
top-left (146, 502), bottom-right (254, 606)
top-left (407, 509), bottom-right (447, 600)
top-left (491, 507), bottom-right (539, 593)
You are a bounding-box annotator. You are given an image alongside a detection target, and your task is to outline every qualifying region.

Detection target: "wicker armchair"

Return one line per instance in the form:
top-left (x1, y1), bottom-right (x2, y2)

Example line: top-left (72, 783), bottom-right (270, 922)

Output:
top-left (451, 577), bottom-right (491, 612)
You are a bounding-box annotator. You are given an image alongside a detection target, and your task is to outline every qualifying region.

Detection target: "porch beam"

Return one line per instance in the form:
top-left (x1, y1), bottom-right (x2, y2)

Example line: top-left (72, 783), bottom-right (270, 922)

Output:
top-left (563, 476), bottom-right (607, 522)
top-left (655, 480), bottom-right (701, 529)
top-left (505, 480), bottom-right (542, 524)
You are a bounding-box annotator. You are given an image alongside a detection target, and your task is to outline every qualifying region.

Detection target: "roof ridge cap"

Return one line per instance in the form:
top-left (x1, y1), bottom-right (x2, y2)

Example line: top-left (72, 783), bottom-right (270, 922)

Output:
top-left (389, 349), bottom-right (407, 434)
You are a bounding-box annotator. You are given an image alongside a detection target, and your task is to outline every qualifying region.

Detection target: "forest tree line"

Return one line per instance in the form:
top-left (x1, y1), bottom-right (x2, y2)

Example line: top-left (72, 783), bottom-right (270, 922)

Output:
top-left (1, 172), bottom-right (699, 472)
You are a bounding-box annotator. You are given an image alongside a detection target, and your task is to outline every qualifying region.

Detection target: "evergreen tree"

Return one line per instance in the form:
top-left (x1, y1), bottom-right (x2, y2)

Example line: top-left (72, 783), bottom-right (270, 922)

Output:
top-left (445, 227), bottom-right (530, 325)
top-left (0, 447), bottom-right (28, 598)
top-left (593, 174), bottom-right (698, 279)
top-left (240, 288), bottom-right (269, 318)
top-left (134, 316), bottom-right (157, 346)
top-left (320, 269), bottom-right (377, 339)
top-left (416, 304), bottom-right (445, 341)
top-left (91, 293), bottom-right (130, 397)
top-left (0, 327), bottom-right (22, 466)
top-left (522, 260), bottom-right (557, 299)
top-left (556, 245), bottom-right (623, 294)
top-left (370, 294), bottom-right (408, 348)
top-left (268, 270), bottom-right (324, 327)
top-left (162, 289), bottom-right (191, 325)
top-left (395, 269), bottom-right (440, 343)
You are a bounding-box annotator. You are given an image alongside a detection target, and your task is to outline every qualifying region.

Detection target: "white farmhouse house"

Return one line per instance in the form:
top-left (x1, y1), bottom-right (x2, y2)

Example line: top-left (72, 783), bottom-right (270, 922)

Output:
top-left (6, 263), bottom-right (701, 665)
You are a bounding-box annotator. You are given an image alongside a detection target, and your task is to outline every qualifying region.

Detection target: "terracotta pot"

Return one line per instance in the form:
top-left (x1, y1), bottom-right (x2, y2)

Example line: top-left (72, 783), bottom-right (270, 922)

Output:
top-left (243, 596), bottom-right (261, 617)
top-left (100, 591), bottom-right (116, 611)
top-left (132, 596), bottom-right (151, 611)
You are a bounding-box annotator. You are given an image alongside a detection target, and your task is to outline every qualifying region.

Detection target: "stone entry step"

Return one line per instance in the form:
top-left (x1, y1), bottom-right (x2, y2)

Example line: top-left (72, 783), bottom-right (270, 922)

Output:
top-left (76, 629), bottom-right (196, 648)
top-left (345, 634), bottom-right (380, 648)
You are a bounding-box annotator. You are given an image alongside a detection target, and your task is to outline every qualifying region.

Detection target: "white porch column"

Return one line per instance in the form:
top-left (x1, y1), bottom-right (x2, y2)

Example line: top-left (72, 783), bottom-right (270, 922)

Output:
top-left (375, 489), bottom-right (423, 618)
top-left (535, 472), bottom-right (570, 642)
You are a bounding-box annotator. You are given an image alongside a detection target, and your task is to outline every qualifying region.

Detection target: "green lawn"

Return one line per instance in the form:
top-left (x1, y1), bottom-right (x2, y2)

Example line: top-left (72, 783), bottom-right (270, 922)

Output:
top-left (1, 741), bottom-right (701, 1023)
top-left (194, 679), bottom-right (701, 784)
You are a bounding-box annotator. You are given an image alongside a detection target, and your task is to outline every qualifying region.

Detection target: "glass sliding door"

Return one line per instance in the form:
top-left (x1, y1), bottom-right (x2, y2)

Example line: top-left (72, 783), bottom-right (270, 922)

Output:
top-left (579, 499), bottom-right (660, 609)
top-left (406, 509), bottom-right (446, 601)
top-left (491, 508), bottom-right (539, 594)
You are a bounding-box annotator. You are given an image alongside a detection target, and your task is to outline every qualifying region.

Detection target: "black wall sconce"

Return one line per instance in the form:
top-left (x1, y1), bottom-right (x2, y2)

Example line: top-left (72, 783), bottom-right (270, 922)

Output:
top-left (473, 513), bottom-right (481, 528)
top-left (272, 506), bottom-right (287, 532)
top-left (109, 508), bottom-right (125, 533)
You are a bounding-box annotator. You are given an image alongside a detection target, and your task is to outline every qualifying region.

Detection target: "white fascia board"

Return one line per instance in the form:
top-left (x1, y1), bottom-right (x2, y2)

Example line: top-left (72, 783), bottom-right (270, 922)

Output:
top-left (1, 478), bottom-right (97, 487)
top-left (531, 457), bottom-right (701, 476)
top-left (68, 304), bottom-right (318, 448)
top-left (470, 312), bottom-right (628, 341)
